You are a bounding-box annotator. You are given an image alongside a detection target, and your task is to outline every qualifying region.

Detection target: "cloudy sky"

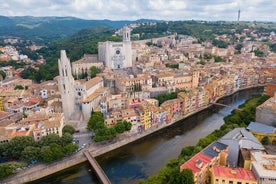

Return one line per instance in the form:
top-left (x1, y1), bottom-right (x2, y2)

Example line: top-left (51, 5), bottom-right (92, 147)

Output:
top-left (0, 0), bottom-right (275, 21)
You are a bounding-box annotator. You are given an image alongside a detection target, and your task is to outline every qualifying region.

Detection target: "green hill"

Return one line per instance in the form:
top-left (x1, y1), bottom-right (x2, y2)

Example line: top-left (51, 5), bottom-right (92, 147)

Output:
top-left (0, 16), bottom-right (161, 44)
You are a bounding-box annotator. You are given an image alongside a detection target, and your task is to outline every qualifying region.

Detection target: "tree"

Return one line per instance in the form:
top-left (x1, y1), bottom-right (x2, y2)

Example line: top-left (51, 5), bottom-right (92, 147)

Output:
top-left (40, 146), bottom-right (54, 163)
top-left (0, 70), bottom-right (6, 80)
top-left (61, 133), bottom-right (73, 146)
top-left (63, 143), bottom-right (78, 155)
top-left (14, 85), bottom-right (24, 90)
top-left (87, 111), bottom-right (105, 131)
top-left (261, 136), bottom-right (270, 145)
top-left (62, 125), bottom-right (75, 135)
top-left (254, 49), bottom-right (264, 57)
top-left (214, 56), bottom-right (226, 63)
top-left (39, 133), bottom-right (61, 147)
top-left (7, 136), bottom-right (36, 158)
top-left (168, 168), bottom-right (194, 184)
top-left (49, 143), bottom-right (64, 161)
top-left (21, 146), bottom-right (41, 162)
top-left (90, 66), bottom-right (99, 78)
top-left (0, 163), bottom-right (15, 180)
top-left (115, 122), bottom-right (125, 133)
top-left (235, 43), bottom-right (243, 52)
top-left (123, 120), bottom-right (132, 131)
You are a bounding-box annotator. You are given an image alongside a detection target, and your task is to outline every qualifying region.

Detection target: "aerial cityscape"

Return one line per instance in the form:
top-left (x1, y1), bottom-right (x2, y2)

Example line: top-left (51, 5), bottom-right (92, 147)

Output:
top-left (0, 1), bottom-right (276, 184)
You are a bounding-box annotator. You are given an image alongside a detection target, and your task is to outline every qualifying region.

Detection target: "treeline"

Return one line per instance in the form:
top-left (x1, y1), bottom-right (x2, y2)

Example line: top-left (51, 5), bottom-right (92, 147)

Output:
top-left (132, 21), bottom-right (250, 42)
top-left (87, 111), bottom-right (132, 142)
top-left (21, 27), bottom-right (121, 82)
top-left (0, 125), bottom-right (77, 179)
top-left (140, 94), bottom-right (269, 183)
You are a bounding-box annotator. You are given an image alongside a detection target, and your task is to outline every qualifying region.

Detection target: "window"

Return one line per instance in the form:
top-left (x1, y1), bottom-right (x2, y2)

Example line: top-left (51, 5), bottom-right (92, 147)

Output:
top-left (229, 181), bottom-right (233, 184)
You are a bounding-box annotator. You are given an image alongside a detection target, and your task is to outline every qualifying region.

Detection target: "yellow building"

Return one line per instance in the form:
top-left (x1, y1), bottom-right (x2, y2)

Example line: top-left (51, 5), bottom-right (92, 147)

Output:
top-left (0, 98), bottom-right (4, 111)
top-left (247, 121), bottom-right (276, 143)
top-left (211, 166), bottom-right (257, 184)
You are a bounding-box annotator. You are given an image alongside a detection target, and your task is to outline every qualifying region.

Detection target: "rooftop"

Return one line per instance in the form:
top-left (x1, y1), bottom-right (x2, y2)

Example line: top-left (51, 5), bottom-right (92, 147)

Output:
top-left (202, 141), bottom-right (228, 158)
top-left (212, 165), bottom-right (256, 181)
top-left (251, 151), bottom-right (276, 178)
top-left (180, 152), bottom-right (212, 174)
top-left (247, 121), bottom-right (275, 134)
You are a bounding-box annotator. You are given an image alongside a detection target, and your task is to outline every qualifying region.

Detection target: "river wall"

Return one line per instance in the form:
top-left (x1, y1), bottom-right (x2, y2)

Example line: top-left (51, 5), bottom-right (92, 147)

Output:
top-left (1, 86), bottom-right (264, 184)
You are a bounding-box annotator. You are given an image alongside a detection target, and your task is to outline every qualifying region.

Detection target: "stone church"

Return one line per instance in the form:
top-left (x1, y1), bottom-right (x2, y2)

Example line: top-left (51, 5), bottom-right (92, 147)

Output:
top-left (98, 26), bottom-right (132, 69)
top-left (58, 50), bottom-right (108, 122)
top-left (58, 27), bottom-right (133, 122)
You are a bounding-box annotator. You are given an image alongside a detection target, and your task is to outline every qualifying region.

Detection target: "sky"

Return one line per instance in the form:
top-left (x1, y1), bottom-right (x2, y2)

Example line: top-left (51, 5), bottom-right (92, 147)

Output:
top-left (0, 0), bottom-right (275, 22)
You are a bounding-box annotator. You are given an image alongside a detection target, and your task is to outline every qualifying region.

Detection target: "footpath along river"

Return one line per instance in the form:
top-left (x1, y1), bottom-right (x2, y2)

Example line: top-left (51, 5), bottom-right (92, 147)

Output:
top-left (29, 87), bottom-right (263, 184)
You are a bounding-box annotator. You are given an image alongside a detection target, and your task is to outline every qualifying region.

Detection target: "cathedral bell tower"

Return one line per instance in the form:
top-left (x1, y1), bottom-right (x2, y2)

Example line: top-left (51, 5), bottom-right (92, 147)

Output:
top-left (123, 26), bottom-right (131, 42)
top-left (58, 50), bottom-right (75, 120)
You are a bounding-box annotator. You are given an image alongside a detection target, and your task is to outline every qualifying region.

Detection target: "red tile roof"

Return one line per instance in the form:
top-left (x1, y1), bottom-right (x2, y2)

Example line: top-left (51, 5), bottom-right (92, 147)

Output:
top-left (212, 166), bottom-right (256, 181)
top-left (0, 111), bottom-right (10, 119)
top-left (180, 153), bottom-right (212, 174)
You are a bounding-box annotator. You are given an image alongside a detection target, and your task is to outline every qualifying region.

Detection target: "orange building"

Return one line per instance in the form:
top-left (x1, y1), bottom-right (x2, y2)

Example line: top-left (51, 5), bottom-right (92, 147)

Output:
top-left (265, 82), bottom-right (276, 97)
top-left (211, 165), bottom-right (257, 184)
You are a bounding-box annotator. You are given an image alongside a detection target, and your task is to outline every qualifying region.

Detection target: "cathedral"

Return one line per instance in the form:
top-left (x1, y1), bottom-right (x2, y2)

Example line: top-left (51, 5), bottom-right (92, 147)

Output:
top-left (98, 26), bottom-right (132, 69)
top-left (58, 27), bottom-right (133, 122)
top-left (58, 50), bottom-right (107, 122)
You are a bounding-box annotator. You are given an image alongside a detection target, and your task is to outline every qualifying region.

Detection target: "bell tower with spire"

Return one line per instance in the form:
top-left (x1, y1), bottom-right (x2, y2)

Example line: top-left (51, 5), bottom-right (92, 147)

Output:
top-left (58, 50), bottom-right (75, 120)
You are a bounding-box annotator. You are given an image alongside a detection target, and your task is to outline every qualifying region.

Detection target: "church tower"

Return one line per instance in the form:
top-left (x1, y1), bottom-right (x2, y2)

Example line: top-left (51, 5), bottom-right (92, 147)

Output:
top-left (123, 26), bottom-right (131, 42)
top-left (122, 26), bottom-right (132, 68)
top-left (58, 50), bottom-right (75, 120)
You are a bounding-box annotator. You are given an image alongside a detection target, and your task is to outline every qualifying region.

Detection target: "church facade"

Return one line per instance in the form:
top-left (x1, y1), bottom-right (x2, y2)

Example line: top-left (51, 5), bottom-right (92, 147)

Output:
top-left (98, 27), bottom-right (132, 69)
top-left (58, 50), bottom-right (108, 122)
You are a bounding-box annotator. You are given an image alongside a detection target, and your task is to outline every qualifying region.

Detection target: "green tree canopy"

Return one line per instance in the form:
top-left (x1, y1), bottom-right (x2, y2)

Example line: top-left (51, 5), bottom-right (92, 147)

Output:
top-left (14, 85), bottom-right (24, 90)
top-left (62, 125), bottom-right (75, 135)
top-left (90, 66), bottom-right (99, 78)
top-left (61, 133), bottom-right (73, 146)
top-left (0, 70), bottom-right (6, 80)
top-left (261, 136), bottom-right (270, 145)
top-left (63, 143), bottom-right (78, 155)
top-left (7, 136), bottom-right (36, 158)
top-left (21, 146), bottom-right (41, 162)
top-left (39, 133), bottom-right (61, 147)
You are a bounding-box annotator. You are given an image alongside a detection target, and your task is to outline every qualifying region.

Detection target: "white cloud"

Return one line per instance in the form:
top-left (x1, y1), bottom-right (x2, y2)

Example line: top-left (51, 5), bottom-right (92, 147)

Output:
top-left (0, 0), bottom-right (275, 21)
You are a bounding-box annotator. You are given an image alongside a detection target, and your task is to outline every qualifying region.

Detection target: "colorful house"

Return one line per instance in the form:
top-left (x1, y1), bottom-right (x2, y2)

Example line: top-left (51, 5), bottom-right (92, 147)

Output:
top-left (211, 165), bottom-right (257, 184)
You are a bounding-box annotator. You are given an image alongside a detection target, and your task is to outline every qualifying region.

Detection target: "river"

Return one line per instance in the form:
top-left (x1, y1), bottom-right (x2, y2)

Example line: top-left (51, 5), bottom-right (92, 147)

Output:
top-left (29, 87), bottom-right (263, 184)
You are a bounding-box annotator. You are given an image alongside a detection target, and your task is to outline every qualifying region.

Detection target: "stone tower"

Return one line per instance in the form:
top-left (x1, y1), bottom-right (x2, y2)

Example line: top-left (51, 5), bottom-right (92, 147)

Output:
top-left (123, 26), bottom-right (131, 42)
top-left (58, 50), bottom-right (75, 120)
top-left (122, 26), bottom-right (132, 68)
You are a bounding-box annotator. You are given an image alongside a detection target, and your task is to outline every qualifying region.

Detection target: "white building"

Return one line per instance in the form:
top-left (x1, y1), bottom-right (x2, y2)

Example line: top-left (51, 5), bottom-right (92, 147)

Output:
top-left (251, 151), bottom-right (276, 184)
top-left (98, 27), bottom-right (132, 69)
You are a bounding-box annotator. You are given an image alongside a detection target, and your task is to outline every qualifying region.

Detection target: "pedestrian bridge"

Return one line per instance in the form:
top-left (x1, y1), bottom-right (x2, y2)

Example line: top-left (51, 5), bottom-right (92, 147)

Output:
top-left (210, 102), bottom-right (241, 110)
top-left (83, 150), bottom-right (111, 184)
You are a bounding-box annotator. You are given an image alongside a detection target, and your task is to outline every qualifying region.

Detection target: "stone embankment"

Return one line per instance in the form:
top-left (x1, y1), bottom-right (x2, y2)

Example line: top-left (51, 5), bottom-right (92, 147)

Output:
top-left (1, 85), bottom-right (264, 184)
